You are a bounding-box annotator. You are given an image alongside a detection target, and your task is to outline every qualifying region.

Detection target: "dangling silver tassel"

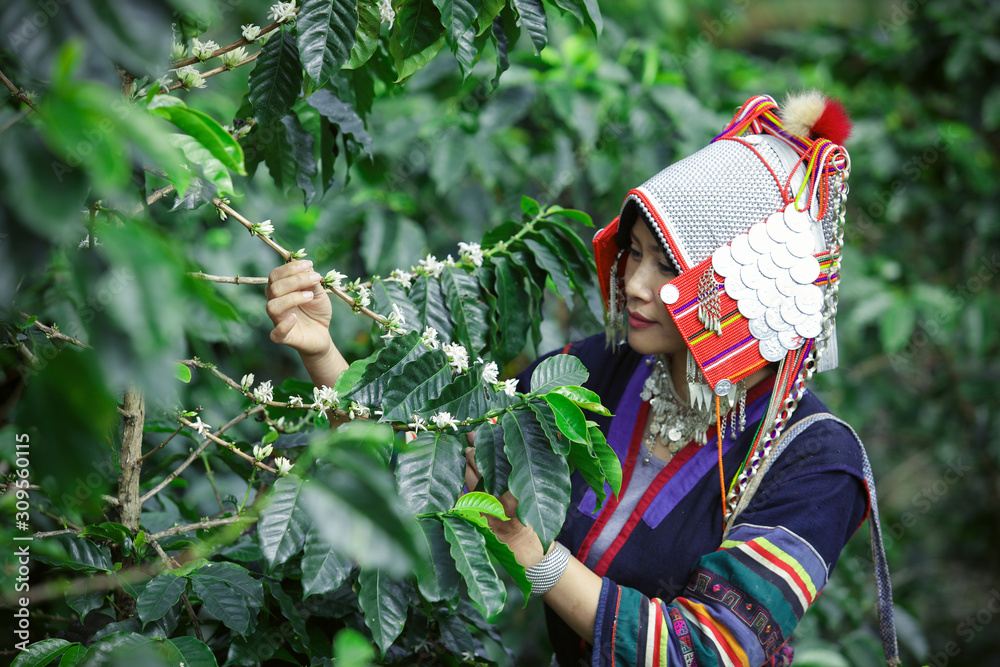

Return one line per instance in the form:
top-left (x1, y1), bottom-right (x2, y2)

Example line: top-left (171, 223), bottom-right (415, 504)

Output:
top-left (697, 268), bottom-right (723, 336)
top-left (606, 249), bottom-right (627, 352)
top-left (686, 350), bottom-right (713, 413)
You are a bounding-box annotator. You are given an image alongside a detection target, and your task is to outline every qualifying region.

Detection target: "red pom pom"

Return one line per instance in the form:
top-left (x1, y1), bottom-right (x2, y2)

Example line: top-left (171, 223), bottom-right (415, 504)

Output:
top-left (811, 99), bottom-right (852, 145)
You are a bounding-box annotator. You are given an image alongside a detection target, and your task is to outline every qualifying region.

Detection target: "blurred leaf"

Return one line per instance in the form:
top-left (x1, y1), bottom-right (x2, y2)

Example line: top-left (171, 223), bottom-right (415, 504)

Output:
top-left (149, 101), bottom-right (246, 175)
top-left (174, 362), bottom-right (192, 383)
top-left (280, 113), bottom-right (318, 206)
top-left (332, 628), bottom-right (376, 667)
top-left (879, 298), bottom-right (917, 353)
top-left (307, 89), bottom-right (373, 156)
top-left (303, 448), bottom-right (421, 577)
top-left (10, 638), bottom-right (75, 667)
top-left (512, 0), bottom-right (546, 53)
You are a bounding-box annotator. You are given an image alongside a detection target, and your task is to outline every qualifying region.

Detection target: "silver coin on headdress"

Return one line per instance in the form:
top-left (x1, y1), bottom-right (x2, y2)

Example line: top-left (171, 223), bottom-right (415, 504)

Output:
top-left (765, 306), bottom-right (793, 331)
top-left (748, 223), bottom-right (775, 254)
top-left (795, 315), bottom-right (823, 339)
top-left (782, 207), bottom-right (812, 233)
top-left (795, 284), bottom-right (824, 315)
top-left (765, 212), bottom-right (795, 244)
top-left (740, 262), bottom-right (766, 289)
top-left (712, 244), bottom-right (739, 278)
top-left (778, 328), bottom-right (805, 351)
top-left (779, 299), bottom-right (807, 326)
top-left (770, 243), bottom-right (797, 269)
top-left (749, 316), bottom-right (776, 339)
top-left (730, 234), bottom-right (755, 265)
top-left (725, 272), bottom-right (752, 300)
top-left (786, 231), bottom-right (815, 259)
top-left (757, 252), bottom-right (783, 279)
top-left (790, 255), bottom-right (821, 285)
top-left (775, 273), bottom-right (799, 297)
top-left (756, 281), bottom-right (784, 308)
top-left (737, 293), bottom-right (766, 319)
top-left (759, 335), bottom-right (787, 362)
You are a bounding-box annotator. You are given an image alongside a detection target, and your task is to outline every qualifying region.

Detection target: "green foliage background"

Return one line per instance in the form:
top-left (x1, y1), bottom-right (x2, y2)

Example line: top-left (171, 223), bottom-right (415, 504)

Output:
top-left (1, 0), bottom-right (999, 665)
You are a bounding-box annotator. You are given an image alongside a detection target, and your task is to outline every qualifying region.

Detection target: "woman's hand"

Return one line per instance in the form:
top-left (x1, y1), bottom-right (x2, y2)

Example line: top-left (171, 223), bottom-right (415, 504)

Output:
top-left (266, 260), bottom-right (348, 390)
top-left (464, 447), bottom-right (546, 568)
top-left (266, 260), bottom-right (333, 358)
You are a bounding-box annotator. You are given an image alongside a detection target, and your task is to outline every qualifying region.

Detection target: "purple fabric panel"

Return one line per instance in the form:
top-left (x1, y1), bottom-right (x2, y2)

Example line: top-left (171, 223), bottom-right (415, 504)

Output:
top-left (577, 354), bottom-right (655, 518)
top-left (641, 391), bottom-right (772, 528)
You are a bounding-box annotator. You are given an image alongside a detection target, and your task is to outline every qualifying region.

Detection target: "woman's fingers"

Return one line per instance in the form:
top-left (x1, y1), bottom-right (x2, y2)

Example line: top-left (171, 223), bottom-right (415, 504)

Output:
top-left (265, 290), bottom-right (315, 324)
top-left (269, 311), bottom-right (297, 344)
top-left (268, 270), bottom-right (322, 301)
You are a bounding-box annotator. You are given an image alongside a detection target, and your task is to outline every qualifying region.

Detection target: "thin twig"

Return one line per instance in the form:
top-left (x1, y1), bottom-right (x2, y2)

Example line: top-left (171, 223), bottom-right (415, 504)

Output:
top-left (19, 312), bottom-right (91, 349)
top-left (137, 424), bottom-right (186, 463)
top-left (149, 539), bottom-right (205, 641)
top-left (35, 507), bottom-right (82, 532)
top-left (0, 68), bottom-right (39, 112)
top-left (5, 329), bottom-right (35, 365)
top-left (0, 107), bottom-right (30, 134)
top-left (188, 272), bottom-right (268, 285)
top-left (179, 416), bottom-right (278, 472)
top-left (139, 406), bottom-right (267, 504)
top-left (169, 18), bottom-right (287, 69)
top-left (0, 567), bottom-right (156, 607)
top-left (145, 183), bottom-right (177, 208)
top-left (167, 53), bottom-right (260, 92)
top-left (147, 515), bottom-right (256, 541)
top-left (34, 528), bottom-right (80, 539)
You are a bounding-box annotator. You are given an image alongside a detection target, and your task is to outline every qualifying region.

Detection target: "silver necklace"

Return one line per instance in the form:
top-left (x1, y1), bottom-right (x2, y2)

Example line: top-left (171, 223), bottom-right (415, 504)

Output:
top-left (639, 354), bottom-right (746, 465)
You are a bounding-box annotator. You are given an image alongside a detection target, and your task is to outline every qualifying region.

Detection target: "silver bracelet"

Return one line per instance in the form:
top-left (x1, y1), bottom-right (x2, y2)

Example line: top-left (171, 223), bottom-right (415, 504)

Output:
top-left (525, 541), bottom-right (571, 597)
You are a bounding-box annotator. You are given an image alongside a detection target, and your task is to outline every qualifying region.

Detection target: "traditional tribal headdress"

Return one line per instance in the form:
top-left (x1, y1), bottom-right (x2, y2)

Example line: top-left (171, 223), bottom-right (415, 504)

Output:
top-left (593, 91), bottom-right (853, 515)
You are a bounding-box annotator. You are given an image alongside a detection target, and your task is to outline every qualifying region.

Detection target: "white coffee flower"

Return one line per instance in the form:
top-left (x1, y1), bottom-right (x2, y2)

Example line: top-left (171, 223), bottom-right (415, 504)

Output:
top-left (458, 241), bottom-right (484, 268)
top-left (420, 326), bottom-right (440, 350)
top-left (386, 268), bottom-right (415, 289)
top-left (242, 24), bottom-right (261, 41)
top-left (430, 411), bottom-right (459, 431)
top-left (324, 269), bottom-right (347, 290)
top-left (252, 220), bottom-right (274, 238)
top-left (290, 248), bottom-right (308, 259)
top-left (253, 443), bottom-right (273, 461)
top-left (288, 395), bottom-right (304, 407)
top-left (240, 373), bottom-right (255, 392)
top-left (348, 402), bottom-right (371, 419)
top-left (443, 342), bottom-right (469, 374)
top-left (417, 254), bottom-right (445, 278)
top-left (253, 380), bottom-right (274, 404)
top-left (222, 46), bottom-right (248, 69)
top-left (381, 303), bottom-right (407, 341)
top-left (170, 41), bottom-right (187, 61)
top-left (356, 285), bottom-right (372, 308)
top-left (481, 361), bottom-right (499, 385)
top-left (274, 456), bottom-right (293, 476)
top-left (501, 378), bottom-right (518, 397)
top-left (311, 385), bottom-right (339, 410)
top-left (377, 0), bottom-right (395, 29)
top-left (191, 38), bottom-right (219, 61)
top-left (191, 416), bottom-right (211, 435)
top-left (175, 66), bottom-right (206, 89)
top-left (268, 1), bottom-right (297, 24)
top-left (408, 414), bottom-right (428, 433)
top-left (154, 75), bottom-right (172, 93)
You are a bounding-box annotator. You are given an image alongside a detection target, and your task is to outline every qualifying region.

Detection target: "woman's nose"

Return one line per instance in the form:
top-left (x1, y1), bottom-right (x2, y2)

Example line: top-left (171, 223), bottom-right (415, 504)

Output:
top-left (624, 262), bottom-right (652, 301)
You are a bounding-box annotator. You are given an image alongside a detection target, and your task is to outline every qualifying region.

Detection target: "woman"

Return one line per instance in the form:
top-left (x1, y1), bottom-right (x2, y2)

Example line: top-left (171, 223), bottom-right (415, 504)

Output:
top-left (266, 93), bottom-right (899, 666)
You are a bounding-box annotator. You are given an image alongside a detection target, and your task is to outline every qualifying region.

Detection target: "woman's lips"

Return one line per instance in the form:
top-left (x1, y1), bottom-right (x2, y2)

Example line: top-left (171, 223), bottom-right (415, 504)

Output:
top-left (628, 311), bottom-right (657, 329)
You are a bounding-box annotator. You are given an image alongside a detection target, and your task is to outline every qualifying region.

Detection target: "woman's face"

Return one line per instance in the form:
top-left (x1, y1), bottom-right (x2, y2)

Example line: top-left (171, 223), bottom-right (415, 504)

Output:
top-left (623, 221), bottom-right (686, 356)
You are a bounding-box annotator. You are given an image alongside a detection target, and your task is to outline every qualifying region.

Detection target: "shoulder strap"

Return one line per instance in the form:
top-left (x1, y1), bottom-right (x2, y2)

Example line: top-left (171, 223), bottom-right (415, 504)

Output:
top-left (723, 412), bottom-right (901, 667)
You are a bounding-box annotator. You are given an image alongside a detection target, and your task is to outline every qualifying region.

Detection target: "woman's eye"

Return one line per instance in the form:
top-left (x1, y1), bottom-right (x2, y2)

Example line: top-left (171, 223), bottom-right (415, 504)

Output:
top-left (629, 247), bottom-right (641, 260)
